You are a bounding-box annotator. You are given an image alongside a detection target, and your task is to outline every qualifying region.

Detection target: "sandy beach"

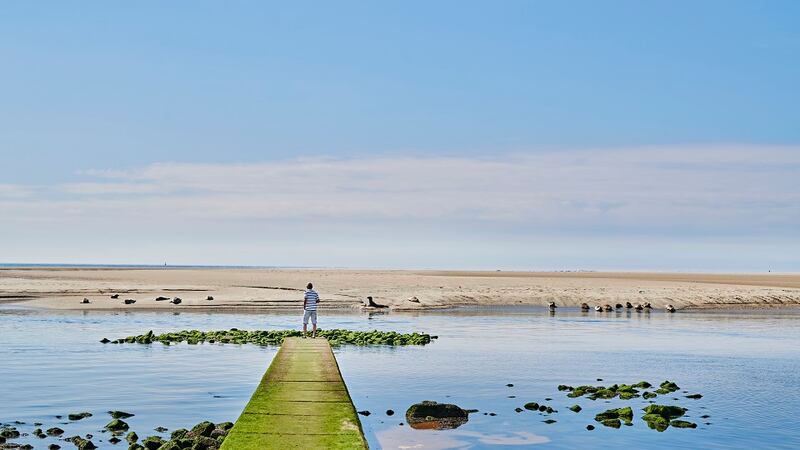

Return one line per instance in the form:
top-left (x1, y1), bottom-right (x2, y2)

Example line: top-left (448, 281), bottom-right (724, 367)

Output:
top-left (1, 267), bottom-right (799, 311)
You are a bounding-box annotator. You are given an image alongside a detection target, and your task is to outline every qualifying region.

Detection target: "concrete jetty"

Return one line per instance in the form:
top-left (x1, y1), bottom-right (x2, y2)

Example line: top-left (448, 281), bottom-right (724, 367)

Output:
top-left (220, 337), bottom-right (368, 449)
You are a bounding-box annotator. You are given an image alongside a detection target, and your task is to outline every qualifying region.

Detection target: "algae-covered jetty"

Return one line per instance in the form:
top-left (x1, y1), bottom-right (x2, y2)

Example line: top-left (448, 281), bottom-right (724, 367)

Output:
top-left (221, 337), bottom-right (367, 449)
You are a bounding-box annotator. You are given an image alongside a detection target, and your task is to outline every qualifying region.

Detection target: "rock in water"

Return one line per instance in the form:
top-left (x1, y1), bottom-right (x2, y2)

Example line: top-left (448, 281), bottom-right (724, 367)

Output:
top-left (46, 427), bottom-right (64, 436)
top-left (386, 410), bottom-right (395, 416)
top-left (126, 431), bottom-right (139, 443)
top-left (105, 419), bottom-right (129, 432)
top-left (189, 421), bottom-right (215, 438)
top-left (406, 401), bottom-right (469, 430)
top-left (68, 412), bottom-right (92, 421)
top-left (685, 393), bottom-right (703, 399)
top-left (569, 405), bottom-right (582, 413)
top-left (108, 411), bottom-right (135, 419)
top-left (595, 407), bottom-right (633, 425)
top-left (670, 420), bottom-right (697, 428)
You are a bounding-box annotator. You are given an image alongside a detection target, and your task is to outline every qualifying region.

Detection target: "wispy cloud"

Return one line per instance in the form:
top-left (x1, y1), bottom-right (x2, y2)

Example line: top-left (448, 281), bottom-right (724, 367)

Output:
top-left (2, 145), bottom-right (799, 234)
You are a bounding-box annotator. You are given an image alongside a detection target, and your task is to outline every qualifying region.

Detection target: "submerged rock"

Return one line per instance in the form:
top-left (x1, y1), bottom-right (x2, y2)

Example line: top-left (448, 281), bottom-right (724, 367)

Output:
top-left (46, 427), bottom-right (64, 436)
top-left (405, 401), bottom-right (470, 430)
top-left (105, 419), bottom-right (129, 432)
top-left (569, 405), bottom-right (582, 413)
top-left (523, 402), bottom-right (539, 411)
top-left (685, 394), bottom-right (703, 399)
top-left (189, 421), bottom-right (215, 438)
top-left (68, 412), bottom-right (92, 421)
top-left (595, 406), bottom-right (633, 425)
top-left (670, 420), bottom-right (697, 428)
top-left (108, 411), bottom-right (135, 419)
top-left (642, 404), bottom-right (687, 419)
top-left (586, 424), bottom-right (595, 430)
top-left (141, 436), bottom-right (164, 450)
top-left (642, 413), bottom-right (670, 431)
top-left (642, 391), bottom-right (657, 399)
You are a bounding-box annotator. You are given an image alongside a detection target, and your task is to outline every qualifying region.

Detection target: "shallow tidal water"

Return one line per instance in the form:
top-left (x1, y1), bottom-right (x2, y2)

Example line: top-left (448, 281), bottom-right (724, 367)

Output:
top-left (1, 306), bottom-right (799, 449)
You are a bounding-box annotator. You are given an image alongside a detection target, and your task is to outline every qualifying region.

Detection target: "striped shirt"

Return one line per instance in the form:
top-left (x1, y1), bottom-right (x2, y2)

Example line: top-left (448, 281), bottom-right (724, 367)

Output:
top-left (304, 290), bottom-right (319, 311)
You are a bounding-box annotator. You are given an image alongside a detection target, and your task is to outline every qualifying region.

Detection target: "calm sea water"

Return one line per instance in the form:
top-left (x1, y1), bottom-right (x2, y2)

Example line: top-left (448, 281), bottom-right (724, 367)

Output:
top-left (1, 306), bottom-right (799, 449)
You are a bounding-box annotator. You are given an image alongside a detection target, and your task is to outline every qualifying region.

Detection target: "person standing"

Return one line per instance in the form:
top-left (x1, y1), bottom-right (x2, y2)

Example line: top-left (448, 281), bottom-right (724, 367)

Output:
top-left (302, 282), bottom-right (320, 338)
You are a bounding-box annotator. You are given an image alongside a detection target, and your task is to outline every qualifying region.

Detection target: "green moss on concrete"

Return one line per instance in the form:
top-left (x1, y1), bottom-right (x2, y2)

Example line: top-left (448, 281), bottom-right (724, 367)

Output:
top-left (220, 338), bottom-right (367, 450)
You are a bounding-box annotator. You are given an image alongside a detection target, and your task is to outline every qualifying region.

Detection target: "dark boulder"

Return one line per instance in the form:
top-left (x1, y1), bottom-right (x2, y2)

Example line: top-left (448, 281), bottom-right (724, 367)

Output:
top-left (405, 401), bottom-right (469, 430)
top-left (108, 411), bottom-right (135, 419)
top-left (105, 419), bottom-right (129, 432)
top-left (68, 412), bottom-right (92, 421)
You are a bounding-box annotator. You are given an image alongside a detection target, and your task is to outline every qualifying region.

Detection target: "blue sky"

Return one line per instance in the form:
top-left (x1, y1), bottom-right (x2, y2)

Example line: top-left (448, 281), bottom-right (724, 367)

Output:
top-left (1, 1), bottom-right (798, 270)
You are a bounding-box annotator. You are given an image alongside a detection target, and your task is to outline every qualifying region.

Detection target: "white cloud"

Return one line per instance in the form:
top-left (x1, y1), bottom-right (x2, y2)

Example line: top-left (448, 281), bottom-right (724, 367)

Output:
top-left (2, 145), bottom-right (799, 232)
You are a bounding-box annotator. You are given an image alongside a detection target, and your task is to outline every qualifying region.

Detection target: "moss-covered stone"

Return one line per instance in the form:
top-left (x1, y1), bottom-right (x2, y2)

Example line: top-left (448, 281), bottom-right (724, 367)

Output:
top-left (642, 404), bottom-right (687, 419)
top-left (633, 381), bottom-right (652, 388)
top-left (189, 421), bottom-right (215, 438)
top-left (642, 391), bottom-right (657, 399)
top-left (595, 406), bottom-right (633, 424)
top-left (106, 419), bottom-right (130, 432)
top-left (109, 411), bottom-right (135, 419)
top-left (169, 429), bottom-right (187, 441)
top-left (601, 418), bottom-right (621, 428)
top-left (643, 414), bottom-right (669, 432)
top-left (46, 427), bottom-right (64, 436)
top-left (659, 380), bottom-right (680, 392)
top-left (557, 385), bottom-right (573, 391)
top-left (112, 328), bottom-right (432, 347)
top-left (68, 412), bottom-right (92, 421)
top-left (141, 436), bottom-right (164, 450)
top-left (406, 401), bottom-right (469, 429)
top-left (569, 405), bottom-right (582, 413)
top-left (126, 431), bottom-right (139, 443)
top-left (670, 420), bottom-right (697, 428)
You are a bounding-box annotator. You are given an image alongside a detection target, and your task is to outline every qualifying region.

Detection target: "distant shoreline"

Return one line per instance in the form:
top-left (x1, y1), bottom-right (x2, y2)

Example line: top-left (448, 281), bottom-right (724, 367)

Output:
top-left (1, 267), bottom-right (799, 312)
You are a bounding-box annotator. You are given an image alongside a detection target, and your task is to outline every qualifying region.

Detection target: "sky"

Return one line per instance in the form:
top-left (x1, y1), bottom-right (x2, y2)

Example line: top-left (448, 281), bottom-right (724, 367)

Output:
top-left (1, 1), bottom-right (798, 271)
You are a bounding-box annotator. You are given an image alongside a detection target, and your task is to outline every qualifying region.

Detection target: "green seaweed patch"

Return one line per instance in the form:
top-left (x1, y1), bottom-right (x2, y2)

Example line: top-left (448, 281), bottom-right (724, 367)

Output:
top-left (670, 420), bottom-right (698, 428)
top-left (105, 329), bottom-right (434, 347)
top-left (642, 404), bottom-right (687, 420)
top-left (595, 407), bottom-right (633, 426)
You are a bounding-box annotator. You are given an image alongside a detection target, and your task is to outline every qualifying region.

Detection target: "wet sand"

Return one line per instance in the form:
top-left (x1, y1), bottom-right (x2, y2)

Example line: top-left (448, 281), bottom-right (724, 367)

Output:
top-left (1, 267), bottom-right (799, 311)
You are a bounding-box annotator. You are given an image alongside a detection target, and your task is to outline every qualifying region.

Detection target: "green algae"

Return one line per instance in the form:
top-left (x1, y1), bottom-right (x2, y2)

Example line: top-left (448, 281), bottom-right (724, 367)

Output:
top-left (105, 328), bottom-right (433, 347)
